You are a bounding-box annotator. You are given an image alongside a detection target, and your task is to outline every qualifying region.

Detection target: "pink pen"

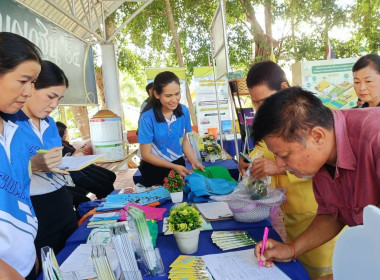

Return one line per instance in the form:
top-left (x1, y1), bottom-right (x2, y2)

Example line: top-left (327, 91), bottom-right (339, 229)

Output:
top-left (259, 227), bottom-right (269, 268)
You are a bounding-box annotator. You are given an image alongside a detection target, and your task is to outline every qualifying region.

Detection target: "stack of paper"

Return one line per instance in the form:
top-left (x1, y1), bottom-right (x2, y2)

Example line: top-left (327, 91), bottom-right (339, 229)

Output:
top-left (97, 187), bottom-right (170, 211)
top-left (41, 247), bottom-right (64, 280)
top-left (91, 245), bottom-right (116, 280)
top-left (168, 255), bottom-right (213, 280)
top-left (128, 206), bottom-right (164, 276)
top-left (195, 202), bottom-right (233, 221)
top-left (87, 212), bottom-right (121, 228)
top-left (109, 223), bottom-right (142, 280)
top-left (60, 243), bottom-right (118, 279)
top-left (211, 231), bottom-right (257, 251)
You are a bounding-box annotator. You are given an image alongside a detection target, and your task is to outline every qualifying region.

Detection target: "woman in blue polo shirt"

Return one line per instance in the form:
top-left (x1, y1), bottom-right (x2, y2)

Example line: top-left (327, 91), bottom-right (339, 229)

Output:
top-left (16, 60), bottom-right (78, 273)
top-left (138, 71), bottom-right (204, 187)
top-left (0, 32), bottom-right (42, 279)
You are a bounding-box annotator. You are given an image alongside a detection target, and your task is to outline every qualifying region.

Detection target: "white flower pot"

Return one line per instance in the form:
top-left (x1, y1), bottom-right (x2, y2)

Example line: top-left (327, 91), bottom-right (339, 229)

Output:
top-left (170, 191), bottom-right (183, 203)
top-left (174, 228), bottom-right (200, 254)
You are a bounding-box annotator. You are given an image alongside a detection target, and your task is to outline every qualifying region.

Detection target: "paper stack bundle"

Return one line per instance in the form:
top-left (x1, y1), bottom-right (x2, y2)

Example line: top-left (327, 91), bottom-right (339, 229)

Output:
top-left (211, 231), bottom-right (256, 251)
top-left (168, 255), bottom-right (213, 280)
top-left (41, 247), bottom-right (64, 280)
top-left (109, 223), bottom-right (142, 280)
top-left (87, 212), bottom-right (121, 228)
top-left (128, 206), bottom-right (165, 276)
top-left (90, 245), bottom-right (116, 280)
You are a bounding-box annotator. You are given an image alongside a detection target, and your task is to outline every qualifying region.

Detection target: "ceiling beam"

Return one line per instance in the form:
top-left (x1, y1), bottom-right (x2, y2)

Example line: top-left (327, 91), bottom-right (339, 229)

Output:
top-left (45, 0), bottom-right (105, 42)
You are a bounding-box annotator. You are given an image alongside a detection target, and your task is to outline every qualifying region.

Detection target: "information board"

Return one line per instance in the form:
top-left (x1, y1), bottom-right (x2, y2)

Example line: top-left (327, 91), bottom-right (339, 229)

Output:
top-left (0, 0), bottom-right (97, 105)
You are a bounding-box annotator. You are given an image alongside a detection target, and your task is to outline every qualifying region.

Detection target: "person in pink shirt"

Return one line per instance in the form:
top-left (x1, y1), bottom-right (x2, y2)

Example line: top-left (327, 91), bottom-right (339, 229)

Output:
top-left (251, 86), bottom-right (380, 280)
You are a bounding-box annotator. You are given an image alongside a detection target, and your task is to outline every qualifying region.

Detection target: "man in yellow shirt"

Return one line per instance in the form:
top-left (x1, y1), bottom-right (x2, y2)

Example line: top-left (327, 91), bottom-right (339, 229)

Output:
top-left (239, 61), bottom-right (338, 279)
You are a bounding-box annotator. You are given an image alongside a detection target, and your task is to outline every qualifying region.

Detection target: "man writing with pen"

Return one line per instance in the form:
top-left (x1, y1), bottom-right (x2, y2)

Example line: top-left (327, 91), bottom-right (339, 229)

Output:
top-left (239, 61), bottom-right (337, 279)
top-left (252, 86), bottom-right (380, 280)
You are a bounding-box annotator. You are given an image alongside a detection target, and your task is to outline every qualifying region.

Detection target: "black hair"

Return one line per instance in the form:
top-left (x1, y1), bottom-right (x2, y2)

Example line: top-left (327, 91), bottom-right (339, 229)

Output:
top-left (246, 61), bottom-right (289, 90)
top-left (145, 82), bottom-right (153, 95)
top-left (55, 121), bottom-right (67, 138)
top-left (34, 60), bottom-right (69, 90)
top-left (251, 86), bottom-right (334, 145)
top-left (352, 54), bottom-right (380, 74)
top-left (0, 32), bottom-right (42, 75)
top-left (141, 71), bottom-right (183, 122)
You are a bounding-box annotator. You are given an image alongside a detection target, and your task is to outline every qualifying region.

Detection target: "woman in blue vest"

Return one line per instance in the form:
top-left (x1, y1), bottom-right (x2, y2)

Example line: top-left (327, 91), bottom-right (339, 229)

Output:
top-left (15, 60), bottom-right (78, 275)
top-left (0, 32), bottom-right (42, 280)
top-left (138, 71), bottom-right (204, 187)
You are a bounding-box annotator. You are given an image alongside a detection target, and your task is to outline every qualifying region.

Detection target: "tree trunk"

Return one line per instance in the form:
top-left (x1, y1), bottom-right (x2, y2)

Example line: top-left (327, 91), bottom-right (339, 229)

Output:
top-left (240, 0), bottom-right (272, 61)
top-left (95, 67), bottom-right (106, 110)
top-left (164, 0), bottom-right (197, 126)
top-left (70, 106), bottom-right (91, 140)
top-left (291, 15), bottom-right (296, 54)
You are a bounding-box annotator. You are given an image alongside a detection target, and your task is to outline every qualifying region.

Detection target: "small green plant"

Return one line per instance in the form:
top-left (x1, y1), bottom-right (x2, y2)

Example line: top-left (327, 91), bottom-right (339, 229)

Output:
top-left (167, 202), bottom-right (202, 233)
top-left (163, 170), bottom-right (186, 193)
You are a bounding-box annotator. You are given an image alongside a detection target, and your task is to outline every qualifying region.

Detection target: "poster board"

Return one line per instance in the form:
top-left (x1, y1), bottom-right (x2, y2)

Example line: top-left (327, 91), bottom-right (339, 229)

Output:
top-left (292, 57), bottom-right (359, 109)
top-left (0, 0), bottom-right (97, 105)
top-left (194, 67), bottom-right (232, 136)
top-left (145, 67), bottom-right (188, 106)
top-left (209, 1), bottom-right (228, 80)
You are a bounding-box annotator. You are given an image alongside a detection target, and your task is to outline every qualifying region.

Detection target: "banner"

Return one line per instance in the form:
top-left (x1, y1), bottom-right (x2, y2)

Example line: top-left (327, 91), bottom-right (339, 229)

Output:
top-left (292, 57), bottom-right (359, 109)
top-left (0, 0), bottom-right (97, 105)
top-left (194, 67), bottom-right (232, 136)
top-left (145, 67), bottom-right (187, 105)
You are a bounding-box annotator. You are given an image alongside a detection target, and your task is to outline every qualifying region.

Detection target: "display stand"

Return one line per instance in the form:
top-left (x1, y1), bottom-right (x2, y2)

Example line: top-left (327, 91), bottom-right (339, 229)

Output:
top-left (228, 78), bottom-right (254, 154)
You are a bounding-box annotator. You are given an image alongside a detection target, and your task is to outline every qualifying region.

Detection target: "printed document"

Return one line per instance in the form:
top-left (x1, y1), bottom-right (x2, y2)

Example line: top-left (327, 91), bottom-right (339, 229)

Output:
top-left (202, 249), bottom-right (290, 280)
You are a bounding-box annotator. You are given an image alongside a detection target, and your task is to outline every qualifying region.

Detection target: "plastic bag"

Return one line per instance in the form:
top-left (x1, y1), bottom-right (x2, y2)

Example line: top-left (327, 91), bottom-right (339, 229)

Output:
top-left (238, 150), bottom-right (271, 200)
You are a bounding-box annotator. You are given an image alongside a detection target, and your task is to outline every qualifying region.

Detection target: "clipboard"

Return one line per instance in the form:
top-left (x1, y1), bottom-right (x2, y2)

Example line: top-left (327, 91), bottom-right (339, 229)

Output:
top-left (57, 154), bottom-right (105, 171)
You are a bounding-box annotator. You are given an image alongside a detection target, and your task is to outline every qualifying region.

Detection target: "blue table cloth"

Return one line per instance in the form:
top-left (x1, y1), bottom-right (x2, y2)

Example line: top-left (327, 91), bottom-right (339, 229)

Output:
top-left (53, 227), bottom-right (310, 280)
top-left (66, 199), bottom-right (271, 245)
top-left (133, 159), bottom-right (240, 184)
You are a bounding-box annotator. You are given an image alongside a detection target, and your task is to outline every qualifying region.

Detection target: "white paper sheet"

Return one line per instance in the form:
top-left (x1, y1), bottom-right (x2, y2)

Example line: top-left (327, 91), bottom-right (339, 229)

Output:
top-left (60, 244), bottom-right (97, 279)
top-left (202, 249), bottom-right (290, 280)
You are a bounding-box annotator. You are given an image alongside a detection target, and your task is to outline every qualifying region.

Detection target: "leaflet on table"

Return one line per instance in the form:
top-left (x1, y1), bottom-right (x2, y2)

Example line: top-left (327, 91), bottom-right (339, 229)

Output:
top-left (97, 187), bottom-right (170, 211)
top-left (119, 203), bottom-right (167, 221)
top-left (202, 248), bottom-right (290, 280)
top-left (162, 216), bottom-right (212, 235)
top-left (57, 154), bottom-right (105, 171)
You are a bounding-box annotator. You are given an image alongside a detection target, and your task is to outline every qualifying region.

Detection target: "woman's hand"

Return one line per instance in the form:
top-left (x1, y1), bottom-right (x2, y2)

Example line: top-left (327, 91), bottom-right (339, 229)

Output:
top-left (191, 160), bottom-right (205, 172)
top-left (31, 147), bottom-right (68, 174)
top-left (173, 164), bottom-right (192, 177)
top-left (238, 156), bottom-right (250, 177)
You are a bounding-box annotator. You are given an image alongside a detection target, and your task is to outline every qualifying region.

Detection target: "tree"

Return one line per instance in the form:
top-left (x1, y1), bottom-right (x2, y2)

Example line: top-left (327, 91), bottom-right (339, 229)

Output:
top-left (352, 0), bottom-right (380, 53)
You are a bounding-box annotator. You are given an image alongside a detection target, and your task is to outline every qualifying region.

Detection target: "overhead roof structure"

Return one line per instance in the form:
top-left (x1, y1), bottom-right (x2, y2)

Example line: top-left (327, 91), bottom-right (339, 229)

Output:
top-left (15, 0), bottom-right (154, 44)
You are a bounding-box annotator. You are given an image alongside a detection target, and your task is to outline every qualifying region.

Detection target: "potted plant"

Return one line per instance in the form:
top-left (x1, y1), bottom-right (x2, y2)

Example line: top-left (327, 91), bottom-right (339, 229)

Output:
top-left (167, 202), bottom-right (202, 254)
top-left (163, 170), bottom-right (185, 203)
